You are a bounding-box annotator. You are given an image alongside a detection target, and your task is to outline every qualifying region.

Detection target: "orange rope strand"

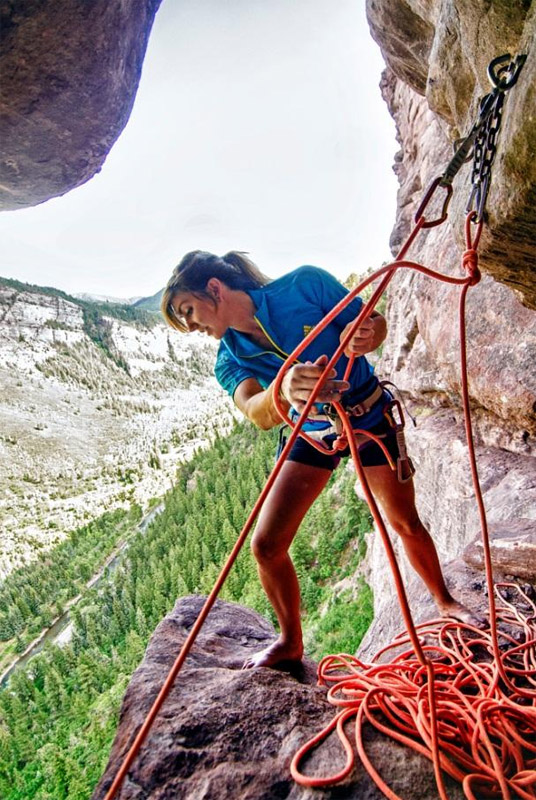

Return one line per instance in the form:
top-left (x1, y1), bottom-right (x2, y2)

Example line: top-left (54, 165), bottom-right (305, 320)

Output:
top-left (289, 214), bottom-right (536, 797)
top-left (103, 210), bottom-right (536, 800)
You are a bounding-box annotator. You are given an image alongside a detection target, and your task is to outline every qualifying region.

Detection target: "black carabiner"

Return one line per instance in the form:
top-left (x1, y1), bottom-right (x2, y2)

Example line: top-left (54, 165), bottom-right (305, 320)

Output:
top-left (488, 53), bottom-right (527, 91)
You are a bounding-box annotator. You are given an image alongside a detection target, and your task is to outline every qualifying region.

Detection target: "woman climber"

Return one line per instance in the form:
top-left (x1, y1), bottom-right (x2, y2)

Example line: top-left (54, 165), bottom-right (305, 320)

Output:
top-left (161, 250), bottom-right (482, 669)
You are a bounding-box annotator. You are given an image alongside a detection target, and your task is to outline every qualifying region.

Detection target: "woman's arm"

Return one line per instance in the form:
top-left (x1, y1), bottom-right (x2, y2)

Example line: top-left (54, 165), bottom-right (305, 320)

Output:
top-left (233, 378), bottom-right (289, 430)
top-left (234, 356), bottom-right (350, 429)
top-left (339, 310), bottom-right (387, 357)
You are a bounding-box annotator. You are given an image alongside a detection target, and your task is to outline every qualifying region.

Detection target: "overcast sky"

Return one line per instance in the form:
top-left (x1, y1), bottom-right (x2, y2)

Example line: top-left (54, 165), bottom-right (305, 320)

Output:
top-left (0, 0), bottom-right (398, 300)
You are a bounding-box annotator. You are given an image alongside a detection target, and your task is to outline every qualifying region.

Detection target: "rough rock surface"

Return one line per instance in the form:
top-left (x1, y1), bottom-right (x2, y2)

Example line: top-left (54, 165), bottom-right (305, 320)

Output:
top-left (0, 0), bottom-right (162, 210)
top-left (93, 596), bottom-right (464, 800)
top-left (357, 1), bottom-right (536, 627)
top-left (367, 0), bottom-right (536, 309)
top-left (377, 72), bottom-right (536, 438)
top-left (464, 519), bottom-right (536, 581)
top-left (357, 408), bottom-right (536, 621)
top-left (357, 556), bottom-right (488, 664)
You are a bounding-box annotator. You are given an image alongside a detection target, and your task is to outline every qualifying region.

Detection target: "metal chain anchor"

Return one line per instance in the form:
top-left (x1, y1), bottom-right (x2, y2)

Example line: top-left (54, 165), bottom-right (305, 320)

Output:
top-left (415, 53), bottom-right (527, 227)
top-left (464, 53), bottom-right (528, 222)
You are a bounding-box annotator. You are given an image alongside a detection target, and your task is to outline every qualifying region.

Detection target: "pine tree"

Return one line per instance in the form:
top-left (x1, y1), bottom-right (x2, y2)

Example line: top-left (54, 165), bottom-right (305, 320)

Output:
top-left (135, 606), bottom-right (149, 637)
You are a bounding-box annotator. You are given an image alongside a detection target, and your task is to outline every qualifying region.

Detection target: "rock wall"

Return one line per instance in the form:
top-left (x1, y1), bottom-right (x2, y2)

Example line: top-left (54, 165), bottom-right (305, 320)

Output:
top-left (378, 73), bottom-right (536, 438)
top-left (360, 0), bottom-right (536, 638)
top-left (367, 0), bottom-right (536, 308)
top-left (0, 0), bottom-right (162, 210)
top-left (93, 597), bottom-right (466, 800)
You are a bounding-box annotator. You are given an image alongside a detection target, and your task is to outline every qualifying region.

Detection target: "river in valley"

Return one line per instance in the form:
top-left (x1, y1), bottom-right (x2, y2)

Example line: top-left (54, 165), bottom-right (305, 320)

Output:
top-left (0, 501), bottom-right (164, 687)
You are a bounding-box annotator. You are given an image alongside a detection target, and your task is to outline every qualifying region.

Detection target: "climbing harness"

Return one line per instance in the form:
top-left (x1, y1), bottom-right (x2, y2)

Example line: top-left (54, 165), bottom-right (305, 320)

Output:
top-left (296, 380), bottom-right (385, 437)
top-left (315, 382), bottom-right (415, 482)
top-left (102, 53), bottom-right (530, 800)
top-left (339, 381), bottom-right (385, 419)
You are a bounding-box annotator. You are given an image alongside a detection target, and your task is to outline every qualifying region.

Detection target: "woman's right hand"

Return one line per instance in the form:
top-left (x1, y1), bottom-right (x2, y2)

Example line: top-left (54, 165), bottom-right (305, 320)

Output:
top-left (280, 354), bottom-right (350, 414)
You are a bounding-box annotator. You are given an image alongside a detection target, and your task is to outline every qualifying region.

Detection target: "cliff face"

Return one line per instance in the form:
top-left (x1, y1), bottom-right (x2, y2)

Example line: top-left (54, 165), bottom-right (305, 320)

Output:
top-left (377, 72), bottom-right (536, 439)
top-left (358, 0), bottom-right (536, 642)
top-left (367, 0), bottom-right (536, 309)
top-left (0, 283), bottom-right (233, 579)
top-left (0, 0), bottom-right (162, 210)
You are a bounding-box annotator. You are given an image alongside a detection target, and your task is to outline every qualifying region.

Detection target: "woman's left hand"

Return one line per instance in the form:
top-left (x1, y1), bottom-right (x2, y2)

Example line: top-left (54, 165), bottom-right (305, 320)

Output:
top-left (340, 311), bottom-right (387, 357)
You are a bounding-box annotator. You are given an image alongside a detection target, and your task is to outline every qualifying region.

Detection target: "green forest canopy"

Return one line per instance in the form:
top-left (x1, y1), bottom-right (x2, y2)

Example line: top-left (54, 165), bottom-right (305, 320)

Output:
top-left (0, 420), bottom-right (374, 800)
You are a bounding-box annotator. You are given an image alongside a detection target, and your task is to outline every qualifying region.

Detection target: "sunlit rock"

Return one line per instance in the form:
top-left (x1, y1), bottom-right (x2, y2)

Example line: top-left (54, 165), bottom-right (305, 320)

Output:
top-left (93, 596), bottom-right (465, 800)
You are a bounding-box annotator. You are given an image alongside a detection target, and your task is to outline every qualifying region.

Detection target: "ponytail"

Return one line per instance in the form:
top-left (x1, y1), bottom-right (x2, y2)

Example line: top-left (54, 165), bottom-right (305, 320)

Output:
top-left (161, 250), bottom-right (270, 332)
top-left (221, 251), bottom-right (270, 287)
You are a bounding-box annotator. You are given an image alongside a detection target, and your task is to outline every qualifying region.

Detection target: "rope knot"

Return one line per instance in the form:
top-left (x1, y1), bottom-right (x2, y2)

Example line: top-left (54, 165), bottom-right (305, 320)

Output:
top-left (462, 248), bottom-right (481, 285)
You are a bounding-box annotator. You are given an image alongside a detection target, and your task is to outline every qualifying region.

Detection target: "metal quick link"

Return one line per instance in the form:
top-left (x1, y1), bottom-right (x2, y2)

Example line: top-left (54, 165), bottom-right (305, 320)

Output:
top-left (438, 53), bottom-right (526, 223)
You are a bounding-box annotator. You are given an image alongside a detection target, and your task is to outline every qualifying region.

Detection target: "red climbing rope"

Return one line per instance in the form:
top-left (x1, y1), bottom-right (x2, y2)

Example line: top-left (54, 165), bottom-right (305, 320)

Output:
top-left (102, 54), bottom-right (532, 798)
top-left (101, 210), bottom-right (428, 800)
top-left (104, 201), bottom-right (535, 800)
top-left (286, 211), bottom-right (536, 798)
top-left (290, 587), bottom-right (536, 799)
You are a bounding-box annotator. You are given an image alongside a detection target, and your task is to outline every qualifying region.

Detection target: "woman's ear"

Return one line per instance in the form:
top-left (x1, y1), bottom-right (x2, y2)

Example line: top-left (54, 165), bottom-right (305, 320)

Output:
top-left (206, 278), bottom-right (221, 302)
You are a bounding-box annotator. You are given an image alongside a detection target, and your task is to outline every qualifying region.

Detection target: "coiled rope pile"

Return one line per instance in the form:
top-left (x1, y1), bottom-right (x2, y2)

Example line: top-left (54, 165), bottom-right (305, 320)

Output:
top-left (290, 584), bottom-right (536, 799)
top-left (103, 53), bottom-right (533, 800)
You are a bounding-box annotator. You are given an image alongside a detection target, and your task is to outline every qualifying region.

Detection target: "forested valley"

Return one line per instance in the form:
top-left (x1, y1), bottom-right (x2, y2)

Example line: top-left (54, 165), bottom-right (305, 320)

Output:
top-left (0, 420), bottom-right (373, 800)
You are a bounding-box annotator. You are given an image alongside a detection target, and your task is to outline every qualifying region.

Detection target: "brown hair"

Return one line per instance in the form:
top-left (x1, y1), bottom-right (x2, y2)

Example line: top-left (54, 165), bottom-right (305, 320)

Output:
top-left (161, 250), bottom-right (270, 332)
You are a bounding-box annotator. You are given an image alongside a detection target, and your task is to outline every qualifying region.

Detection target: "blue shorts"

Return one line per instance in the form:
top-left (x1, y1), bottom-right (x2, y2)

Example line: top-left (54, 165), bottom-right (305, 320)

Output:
top-left (276, 409), bottom-right (400, 472)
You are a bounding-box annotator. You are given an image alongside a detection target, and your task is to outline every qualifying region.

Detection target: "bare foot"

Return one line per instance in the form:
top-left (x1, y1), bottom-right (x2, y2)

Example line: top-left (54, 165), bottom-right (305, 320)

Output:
top-left (242, 638), bottom-right (303, 670)
top-left (437, 598), bottom-right (487, 629)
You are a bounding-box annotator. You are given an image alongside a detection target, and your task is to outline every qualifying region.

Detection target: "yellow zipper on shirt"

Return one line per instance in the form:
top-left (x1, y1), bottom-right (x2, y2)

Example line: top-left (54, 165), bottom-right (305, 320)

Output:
top-left (241, 315), bottom-right (301, 364)
top-left (252, 316), bottom-right (328, 421)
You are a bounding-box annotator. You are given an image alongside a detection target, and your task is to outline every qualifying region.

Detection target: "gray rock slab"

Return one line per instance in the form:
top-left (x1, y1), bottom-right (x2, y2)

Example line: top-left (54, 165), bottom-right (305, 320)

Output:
top-left (0, 0), bottom-right (161, 210)
top-left (92, 596), bottom-right (464, 800)
top-left (464, 518), bottom-right (536, 580)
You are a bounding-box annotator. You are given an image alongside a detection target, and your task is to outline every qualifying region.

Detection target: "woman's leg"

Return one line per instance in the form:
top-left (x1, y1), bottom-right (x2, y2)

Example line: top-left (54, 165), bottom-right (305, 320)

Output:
top-left (244, 460), bottom-right (332, 669)
top-left (363, 464), bottom-right (484, 624)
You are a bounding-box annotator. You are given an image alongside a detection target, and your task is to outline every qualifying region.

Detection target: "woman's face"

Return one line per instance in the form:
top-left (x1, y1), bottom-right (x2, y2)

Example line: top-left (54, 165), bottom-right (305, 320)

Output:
top-left (171, 290), bottom-right (227, 339)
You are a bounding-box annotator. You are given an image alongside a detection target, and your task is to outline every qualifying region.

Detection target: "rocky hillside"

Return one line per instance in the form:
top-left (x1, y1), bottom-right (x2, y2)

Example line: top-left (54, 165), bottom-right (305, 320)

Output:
top-left (0, 278), bottom-right (234, 579)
